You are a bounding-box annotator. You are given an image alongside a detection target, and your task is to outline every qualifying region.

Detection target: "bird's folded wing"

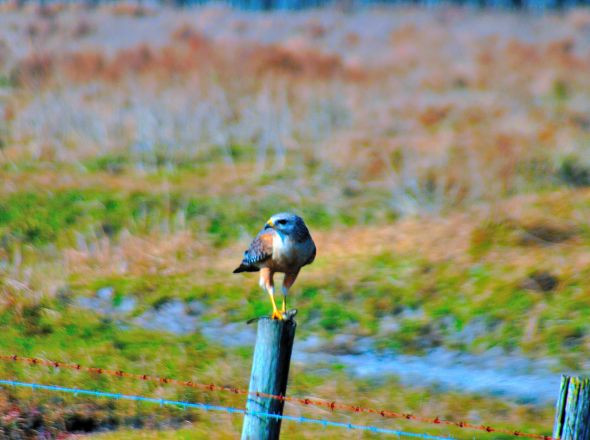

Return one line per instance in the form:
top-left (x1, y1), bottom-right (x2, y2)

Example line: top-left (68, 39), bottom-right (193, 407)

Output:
top-left (243, 230), bottom-right (274, 265)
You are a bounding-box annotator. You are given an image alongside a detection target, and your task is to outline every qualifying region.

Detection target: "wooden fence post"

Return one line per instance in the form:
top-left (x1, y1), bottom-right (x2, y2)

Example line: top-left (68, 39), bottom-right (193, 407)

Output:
top-left (241, 314), bottom-right (297, 440)
top-left (553, 375), bottom-right (590, 440)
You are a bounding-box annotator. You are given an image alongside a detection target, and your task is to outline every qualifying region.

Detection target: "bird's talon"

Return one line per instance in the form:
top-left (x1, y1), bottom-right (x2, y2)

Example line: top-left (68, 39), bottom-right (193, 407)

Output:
top-left (271, 310), bottom-right (284, 320)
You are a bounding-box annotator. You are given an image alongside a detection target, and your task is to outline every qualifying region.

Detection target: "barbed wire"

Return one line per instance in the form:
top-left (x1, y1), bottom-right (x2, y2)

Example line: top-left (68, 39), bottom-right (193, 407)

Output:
top-left (0, 379), bottom-right (454, 439)
top-left (0, 354), bottom-right (554, 440)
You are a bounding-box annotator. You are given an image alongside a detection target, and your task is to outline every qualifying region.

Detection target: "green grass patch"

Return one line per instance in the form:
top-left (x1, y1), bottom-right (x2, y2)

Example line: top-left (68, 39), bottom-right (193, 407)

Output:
top-left (0, 187), bottom-right (370, 249)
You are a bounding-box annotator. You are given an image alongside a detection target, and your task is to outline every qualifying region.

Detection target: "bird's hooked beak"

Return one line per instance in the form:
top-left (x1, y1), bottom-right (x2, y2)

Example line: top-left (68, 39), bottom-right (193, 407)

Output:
top-left (265, 220), bottom-right (274, 230)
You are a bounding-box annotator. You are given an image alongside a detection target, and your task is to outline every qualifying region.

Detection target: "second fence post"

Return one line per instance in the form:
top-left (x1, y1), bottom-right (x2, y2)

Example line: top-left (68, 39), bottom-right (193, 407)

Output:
top-left (241, 315), bottom-right (297, 440)
top-left (553, 375), bottom-right (590, 440)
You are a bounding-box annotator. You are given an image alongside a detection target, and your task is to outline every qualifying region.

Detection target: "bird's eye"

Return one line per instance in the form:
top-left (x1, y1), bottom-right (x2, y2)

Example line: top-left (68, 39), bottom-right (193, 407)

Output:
top-left (277, 219), bottom-right (287, 225)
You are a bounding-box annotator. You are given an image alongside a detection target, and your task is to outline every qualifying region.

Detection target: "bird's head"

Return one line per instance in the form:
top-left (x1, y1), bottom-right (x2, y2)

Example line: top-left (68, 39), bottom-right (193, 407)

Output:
top-left (265, 212), bottom-right (308, 239)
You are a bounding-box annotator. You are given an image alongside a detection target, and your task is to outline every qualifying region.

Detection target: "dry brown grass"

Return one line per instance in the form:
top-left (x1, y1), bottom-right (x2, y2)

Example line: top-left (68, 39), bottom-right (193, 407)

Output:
top-left (2, 6), bottom-right (590, 214)
top-left (38, 186), bottom-right (586, 305)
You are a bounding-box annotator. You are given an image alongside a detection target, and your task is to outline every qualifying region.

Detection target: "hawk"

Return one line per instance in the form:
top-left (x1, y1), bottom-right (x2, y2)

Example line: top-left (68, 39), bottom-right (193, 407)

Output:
top-left (233, 213), bottom-right (316, 320)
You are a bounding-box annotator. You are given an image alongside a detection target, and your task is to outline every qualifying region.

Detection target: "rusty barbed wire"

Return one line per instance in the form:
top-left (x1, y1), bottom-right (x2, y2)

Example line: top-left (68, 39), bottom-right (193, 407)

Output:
top-left (0, 379), bottom-right (455, 440)
top-left (0, 354), bottom-right (554, 439)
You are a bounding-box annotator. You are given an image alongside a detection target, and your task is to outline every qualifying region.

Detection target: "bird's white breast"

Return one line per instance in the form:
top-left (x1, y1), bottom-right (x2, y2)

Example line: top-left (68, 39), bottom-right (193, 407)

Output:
top-left (271, 231), bottom-right (314, 272)
top-left (271, 232), bottom-right (300, 268)
top-left (272, 231), bottom-right (290, 257)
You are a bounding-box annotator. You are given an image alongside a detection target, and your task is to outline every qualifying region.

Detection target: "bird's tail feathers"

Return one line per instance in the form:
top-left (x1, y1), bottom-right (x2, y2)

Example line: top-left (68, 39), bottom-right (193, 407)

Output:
top-left (233, 263), bottom-right (259, 273)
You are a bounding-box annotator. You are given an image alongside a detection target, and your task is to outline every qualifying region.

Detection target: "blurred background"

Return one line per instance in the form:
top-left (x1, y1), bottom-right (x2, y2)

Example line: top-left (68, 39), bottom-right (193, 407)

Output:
top-left (0, 1), bottom-right (590, 438)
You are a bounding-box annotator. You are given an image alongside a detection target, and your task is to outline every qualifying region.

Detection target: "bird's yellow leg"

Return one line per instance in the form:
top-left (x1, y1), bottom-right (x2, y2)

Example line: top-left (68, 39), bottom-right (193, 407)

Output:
top-left (261, 269), bottom-right (283, 320)
top-left (269, 290), bottom-right (283, 320)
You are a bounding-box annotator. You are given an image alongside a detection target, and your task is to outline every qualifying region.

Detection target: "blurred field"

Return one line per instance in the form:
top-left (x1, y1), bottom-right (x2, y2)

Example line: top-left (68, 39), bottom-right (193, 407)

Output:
top-left (1, 3), bottom-right (590, 438)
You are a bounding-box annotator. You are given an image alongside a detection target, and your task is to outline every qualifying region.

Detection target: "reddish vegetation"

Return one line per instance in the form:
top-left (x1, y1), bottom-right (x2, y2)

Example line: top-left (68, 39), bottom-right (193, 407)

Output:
top-left (61, 50), bottom-right (106, 82)
top-left (11, 52), bottom-right (55, 88)
top-left (9, 14), bottom-right (590, 93)
top-left (10, 25), bottom-right (354, 87)
top-left (418, 105), bottom-right (452, 127)
top-left (243, 44), bottom-right (344, 77)
top-left (109, 2), bottom-right (153, 17)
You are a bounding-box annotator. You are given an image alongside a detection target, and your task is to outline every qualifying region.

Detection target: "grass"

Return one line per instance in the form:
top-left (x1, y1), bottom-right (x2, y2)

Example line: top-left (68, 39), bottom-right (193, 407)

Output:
top-left (2, 3), bottom-right (590, 438)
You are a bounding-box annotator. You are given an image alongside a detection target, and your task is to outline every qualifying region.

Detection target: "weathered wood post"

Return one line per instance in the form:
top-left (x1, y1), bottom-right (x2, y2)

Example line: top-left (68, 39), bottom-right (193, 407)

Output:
top-left (241, 313), bottom-right (297, 440)
top-left (553, 375), bottom-right (590, 440)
